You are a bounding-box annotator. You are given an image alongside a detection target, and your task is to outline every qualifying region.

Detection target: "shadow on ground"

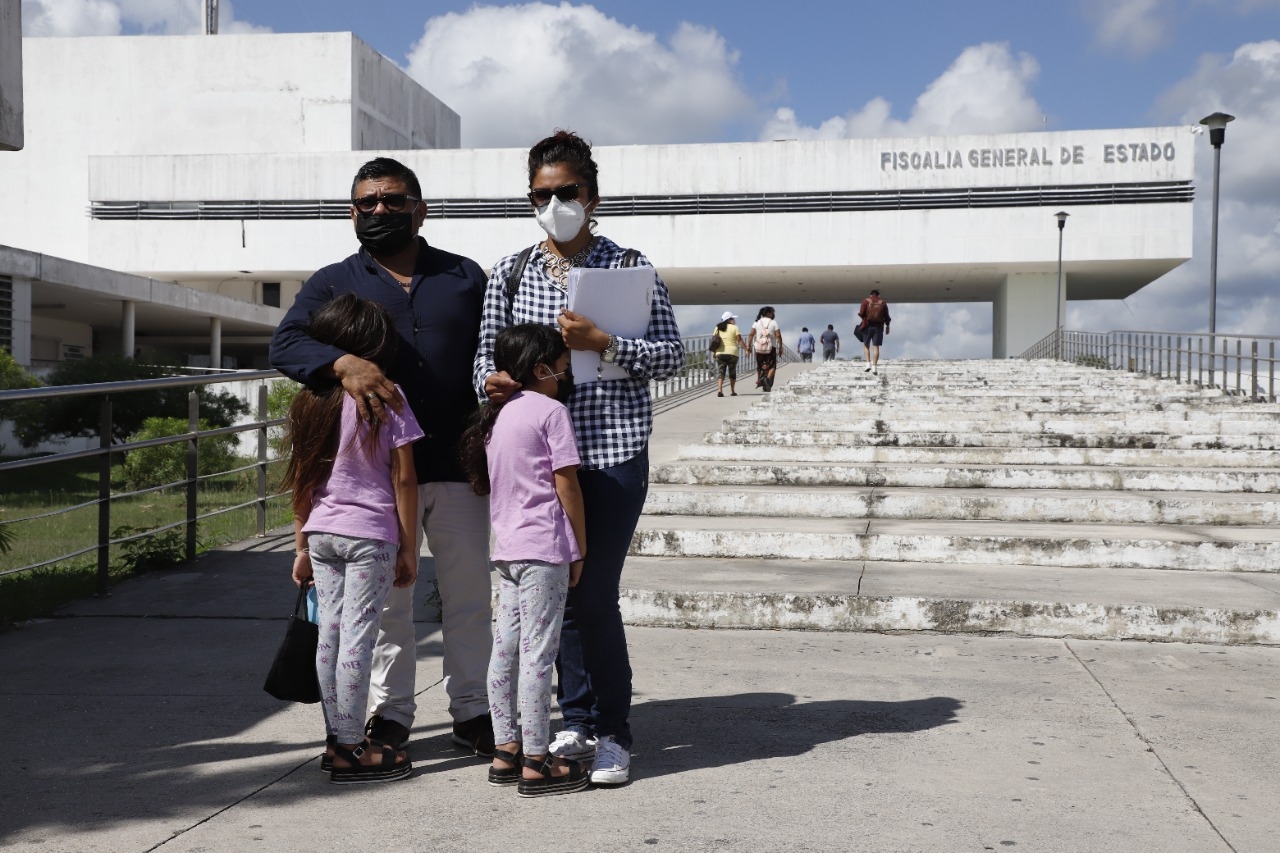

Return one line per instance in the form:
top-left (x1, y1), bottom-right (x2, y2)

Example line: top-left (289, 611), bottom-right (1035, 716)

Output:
top-left (0, 545), bottom-right (449, 844)
top-left (628, 692), bottom-right (962, 781)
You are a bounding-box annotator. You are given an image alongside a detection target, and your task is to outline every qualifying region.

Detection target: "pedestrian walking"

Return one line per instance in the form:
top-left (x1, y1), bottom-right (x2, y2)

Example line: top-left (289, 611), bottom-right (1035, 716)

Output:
top-left (820, 325), bottom-right (840, 361)
top-left (796, 327), bottom-right (816, 362)
top-left (712, 311), bottom-right (746, 396)
top-left (857, 289), bottom-right (892, 374)
top-left (747, 306), bottom-right (781, 392)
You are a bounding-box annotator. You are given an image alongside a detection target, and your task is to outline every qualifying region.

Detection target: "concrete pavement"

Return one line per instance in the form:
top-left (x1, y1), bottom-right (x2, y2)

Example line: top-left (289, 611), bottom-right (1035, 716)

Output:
top-left (1, 533), bottom-right (1276, 851)
top-left (3, 361), bottom-right (1279, 851)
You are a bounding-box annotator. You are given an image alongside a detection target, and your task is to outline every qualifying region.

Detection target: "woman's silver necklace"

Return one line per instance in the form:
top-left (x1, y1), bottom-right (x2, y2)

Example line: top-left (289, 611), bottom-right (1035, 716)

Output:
top-left (542, 237), bottom-right (597, 292)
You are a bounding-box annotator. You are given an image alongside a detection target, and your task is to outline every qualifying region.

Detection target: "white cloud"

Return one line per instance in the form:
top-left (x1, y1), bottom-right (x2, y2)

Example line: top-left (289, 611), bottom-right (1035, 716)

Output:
top-left (1087, 0), bottom-right (1174, 57)
top-left (1074, 40), bottom-right (1280, 338)
top-left (404, 2), bottom-right (754, 147)
top-left (21, 0), bottom-right (268, 36)
top-left (21, 0), bottom-right (120, 35)
top-left (760, 43), bottom-right (1043, 141)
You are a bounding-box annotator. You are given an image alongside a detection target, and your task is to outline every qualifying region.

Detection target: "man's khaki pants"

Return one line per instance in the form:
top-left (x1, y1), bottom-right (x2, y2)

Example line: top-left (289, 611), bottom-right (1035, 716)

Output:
top-left (367, 481), bottom-right (493, 728)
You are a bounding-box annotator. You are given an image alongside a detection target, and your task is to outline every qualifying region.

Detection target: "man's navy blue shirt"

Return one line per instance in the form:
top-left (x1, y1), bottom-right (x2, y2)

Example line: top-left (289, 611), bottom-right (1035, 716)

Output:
top-left (269, 237), bottom-right (487, 484)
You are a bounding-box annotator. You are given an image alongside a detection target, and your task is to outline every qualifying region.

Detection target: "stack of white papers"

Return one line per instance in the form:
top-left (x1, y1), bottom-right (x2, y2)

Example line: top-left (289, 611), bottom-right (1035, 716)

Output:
top-left (566, 266), bottom-right (654, 382)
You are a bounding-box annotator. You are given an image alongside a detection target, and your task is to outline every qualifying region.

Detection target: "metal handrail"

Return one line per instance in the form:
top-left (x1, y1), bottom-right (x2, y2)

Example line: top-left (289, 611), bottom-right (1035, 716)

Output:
top-left (0, 369), bottom-right (280, 402)
top-left (0, 332), bottom-right (729, 590)
top-left (1020, 328), bottom-right (1279, 402)
top-left (1, 373), bottom-right (287, 590)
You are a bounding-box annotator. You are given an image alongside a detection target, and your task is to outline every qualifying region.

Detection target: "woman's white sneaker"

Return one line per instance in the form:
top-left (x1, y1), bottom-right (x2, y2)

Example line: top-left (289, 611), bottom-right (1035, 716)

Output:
top-left (548, 730), bottom-right (596, 761)
top-left (589, 736), bottom-right (630, 785)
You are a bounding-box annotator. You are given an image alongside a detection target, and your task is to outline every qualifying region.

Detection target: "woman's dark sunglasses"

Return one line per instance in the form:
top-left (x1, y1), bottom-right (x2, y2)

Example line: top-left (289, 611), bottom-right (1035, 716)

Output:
top-left (527, 183), bottom-right (587, 206)
top-left (352, 193), bottom-right (421, 214)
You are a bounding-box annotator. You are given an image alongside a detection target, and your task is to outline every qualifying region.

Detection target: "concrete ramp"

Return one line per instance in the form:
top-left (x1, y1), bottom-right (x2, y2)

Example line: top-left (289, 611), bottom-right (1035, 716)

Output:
top-left (632, 360), bottom-right (1280, 644)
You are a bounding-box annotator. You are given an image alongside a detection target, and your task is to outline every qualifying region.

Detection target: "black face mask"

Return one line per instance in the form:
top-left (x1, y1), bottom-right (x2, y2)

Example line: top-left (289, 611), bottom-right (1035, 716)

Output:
top-left (556, 372), bottom-right (575, 404)
top-left (355, 211), bottom-right (416, 255)
top-left (542, 366), bottom-right (574, 404)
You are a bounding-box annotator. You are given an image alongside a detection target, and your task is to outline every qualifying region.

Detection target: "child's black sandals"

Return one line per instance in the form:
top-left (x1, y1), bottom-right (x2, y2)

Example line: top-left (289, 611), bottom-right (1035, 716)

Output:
top-left (516, 755), bottom-right (589, 798)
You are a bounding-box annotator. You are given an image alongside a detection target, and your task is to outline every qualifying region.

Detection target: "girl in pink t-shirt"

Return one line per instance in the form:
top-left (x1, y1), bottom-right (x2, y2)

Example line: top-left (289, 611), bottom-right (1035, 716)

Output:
top-left (460, 323), bottom-right (589, 797)
top-left (282, 293), bottom-right (422, 785)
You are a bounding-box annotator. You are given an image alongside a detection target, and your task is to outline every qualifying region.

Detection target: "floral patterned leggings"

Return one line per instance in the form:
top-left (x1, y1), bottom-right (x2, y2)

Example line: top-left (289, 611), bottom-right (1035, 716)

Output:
top-left (487, 560), bottom-right (570, 755)
top-left (309, 532), bottom-right (396, 745)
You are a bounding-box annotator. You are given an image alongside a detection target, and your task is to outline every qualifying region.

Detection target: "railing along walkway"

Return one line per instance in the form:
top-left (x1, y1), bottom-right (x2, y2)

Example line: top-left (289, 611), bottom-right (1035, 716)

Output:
top-left (0, 332), bottom-right (749, 591)
top-left (1022, 329), bottom-right (1279, 401)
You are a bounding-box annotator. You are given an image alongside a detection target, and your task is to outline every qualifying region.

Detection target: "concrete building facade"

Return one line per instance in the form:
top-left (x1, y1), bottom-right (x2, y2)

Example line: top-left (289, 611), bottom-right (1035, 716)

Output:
top-left (0, 32), bottom-right (1195, 366)
top-left (0, 32), bottom-right (459, 368)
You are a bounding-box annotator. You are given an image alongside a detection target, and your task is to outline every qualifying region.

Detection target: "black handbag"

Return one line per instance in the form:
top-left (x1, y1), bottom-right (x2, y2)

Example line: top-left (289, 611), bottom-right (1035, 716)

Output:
top-left (263, 583), bottom-right (322, 703)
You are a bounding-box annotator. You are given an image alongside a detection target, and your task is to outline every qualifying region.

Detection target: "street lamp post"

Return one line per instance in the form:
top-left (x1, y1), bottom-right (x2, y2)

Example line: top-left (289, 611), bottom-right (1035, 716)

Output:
top-left (1054, 211), bottom-right (1069, 360)
top-left (1200, 111), bottom-right (1234, 381)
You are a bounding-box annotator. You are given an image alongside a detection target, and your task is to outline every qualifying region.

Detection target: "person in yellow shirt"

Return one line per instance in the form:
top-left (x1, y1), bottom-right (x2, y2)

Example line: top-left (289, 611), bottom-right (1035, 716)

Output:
top-left (711, 311), bottom-right (747, 397)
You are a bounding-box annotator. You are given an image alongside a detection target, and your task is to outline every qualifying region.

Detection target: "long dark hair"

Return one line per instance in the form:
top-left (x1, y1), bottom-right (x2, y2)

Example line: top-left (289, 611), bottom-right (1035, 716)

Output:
top-left (460, 323), bottom-right (567, 496)
top-left (717, 319), bottom-right (730, 332)
top-left (281, 293), bottom-right (400, 513)
top-left (756, 305), bottom-right (775, 321)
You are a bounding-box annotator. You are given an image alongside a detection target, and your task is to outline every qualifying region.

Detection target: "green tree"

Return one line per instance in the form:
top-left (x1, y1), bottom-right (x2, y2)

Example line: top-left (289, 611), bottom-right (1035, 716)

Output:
top-left (10, 356), bottom-right (248, 448)
top-left (121, 417), bottom-right (240, 491)
top-left (266, 378), bottom-right (300, 460)
top-left (0, 349), bottom-right (43, 454)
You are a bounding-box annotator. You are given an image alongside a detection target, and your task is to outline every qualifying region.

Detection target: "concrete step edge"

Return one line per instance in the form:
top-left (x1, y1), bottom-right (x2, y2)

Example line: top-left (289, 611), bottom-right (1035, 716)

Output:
top-left (629, 528), bottom-right (1280, 571)
top-left (617, 588), bottom-right (1280, 645)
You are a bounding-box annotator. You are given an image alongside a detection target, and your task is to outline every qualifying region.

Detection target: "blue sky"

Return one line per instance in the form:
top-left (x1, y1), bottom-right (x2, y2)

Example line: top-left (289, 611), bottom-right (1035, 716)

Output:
top-left (21, 0), bottom-right (1280, 356)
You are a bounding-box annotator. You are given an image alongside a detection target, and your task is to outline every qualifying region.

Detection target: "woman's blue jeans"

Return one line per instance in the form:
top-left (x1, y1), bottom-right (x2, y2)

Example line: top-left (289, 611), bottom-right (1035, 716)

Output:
top-left (554, 448), bottom-right (648, 750)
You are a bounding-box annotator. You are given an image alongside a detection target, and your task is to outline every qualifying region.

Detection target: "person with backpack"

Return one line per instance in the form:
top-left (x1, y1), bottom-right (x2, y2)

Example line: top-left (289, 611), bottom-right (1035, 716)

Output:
top-left (857, 289), bottom-right (892, 374)
top-left (747, 306), bottom-right (782, 392)
top-left (474, 130), bottom-right (683, 787)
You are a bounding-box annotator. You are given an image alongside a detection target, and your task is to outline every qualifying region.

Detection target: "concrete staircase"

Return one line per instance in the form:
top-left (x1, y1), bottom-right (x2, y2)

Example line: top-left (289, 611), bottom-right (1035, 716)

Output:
top-left (624, 360), bottom-right (1280, 644)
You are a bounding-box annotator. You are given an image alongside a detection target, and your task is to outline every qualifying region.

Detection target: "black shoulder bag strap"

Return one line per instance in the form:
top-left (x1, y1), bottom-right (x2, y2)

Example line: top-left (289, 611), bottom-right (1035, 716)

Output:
top-left (505, 245), bottom-right (536, 302)
top-left (506, 246), bottom-right (642, 302)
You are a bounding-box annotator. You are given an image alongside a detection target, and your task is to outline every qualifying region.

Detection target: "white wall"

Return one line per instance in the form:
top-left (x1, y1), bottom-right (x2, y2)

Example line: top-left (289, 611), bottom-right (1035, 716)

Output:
top-left (77, 128), bottom-right (1195, 300)
top-left (88, 126), bottom-right (1196, 200)
top-left (352, 38), bottom-right (460, 150)
top-left (30, 315), bottom-right (92, 362)
top-left (993, 273), bottom-right (1058, 358)
top-left (0, 32), bottom-right (459, 265)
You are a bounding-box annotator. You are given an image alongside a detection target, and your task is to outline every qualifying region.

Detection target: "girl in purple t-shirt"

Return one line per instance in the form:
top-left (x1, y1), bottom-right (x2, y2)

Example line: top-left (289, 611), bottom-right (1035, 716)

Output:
top-left (282, 294), bottom-right (422, 785)
top-left (460, 323), bottom-right (589, 798)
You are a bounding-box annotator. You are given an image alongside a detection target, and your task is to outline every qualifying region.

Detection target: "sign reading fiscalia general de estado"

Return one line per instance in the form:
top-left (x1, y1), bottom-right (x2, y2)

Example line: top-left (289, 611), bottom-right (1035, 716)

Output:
top-left (880, 141), bottom-right (1179, 172)
top-left (862, 127), bottom-right (1195, 190)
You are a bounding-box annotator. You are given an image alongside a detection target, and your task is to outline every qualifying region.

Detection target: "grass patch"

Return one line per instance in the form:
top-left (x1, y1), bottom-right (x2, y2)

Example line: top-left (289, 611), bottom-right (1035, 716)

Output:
top-left (0, 453), bottom-right (292, 628)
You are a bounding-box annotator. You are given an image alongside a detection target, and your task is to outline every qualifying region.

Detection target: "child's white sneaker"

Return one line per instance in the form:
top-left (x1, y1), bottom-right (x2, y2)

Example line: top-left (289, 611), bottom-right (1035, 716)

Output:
top-left (548, 730), bottom-right (596, 761)
top-left (589, 735), bottom-right (630, 786)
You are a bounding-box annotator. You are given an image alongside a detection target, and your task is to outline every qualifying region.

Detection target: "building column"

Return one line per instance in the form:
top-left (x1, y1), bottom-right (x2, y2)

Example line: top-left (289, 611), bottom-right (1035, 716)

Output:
top-left (8, 277), bottom-right (32, 366)
top-left (121, 299), bottom-right (136, 358)
top-left (992, 272), bottom-right (1059, 358)
top-left (209, 316), bottom-right (222, 370)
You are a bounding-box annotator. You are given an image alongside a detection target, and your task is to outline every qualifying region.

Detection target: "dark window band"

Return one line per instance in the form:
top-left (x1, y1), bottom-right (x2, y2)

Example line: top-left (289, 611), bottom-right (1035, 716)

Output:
top-left (90, 181), bottom-right (1193, 221)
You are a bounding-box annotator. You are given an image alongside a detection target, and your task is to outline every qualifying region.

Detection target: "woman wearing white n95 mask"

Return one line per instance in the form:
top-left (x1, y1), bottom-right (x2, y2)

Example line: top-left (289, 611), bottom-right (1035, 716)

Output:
top-left (472, 130), bottom-right (684, 789)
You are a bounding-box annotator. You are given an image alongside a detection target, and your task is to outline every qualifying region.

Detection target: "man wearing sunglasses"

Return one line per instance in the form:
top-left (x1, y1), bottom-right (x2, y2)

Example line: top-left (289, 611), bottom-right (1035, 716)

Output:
top-left (270, 157), bottom-right (497, 760)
